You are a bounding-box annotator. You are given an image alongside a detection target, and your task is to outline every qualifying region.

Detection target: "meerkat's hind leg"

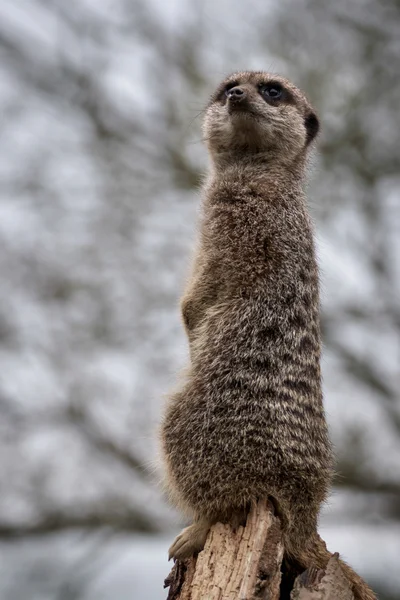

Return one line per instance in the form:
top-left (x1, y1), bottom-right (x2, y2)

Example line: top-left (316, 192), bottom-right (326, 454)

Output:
top-left (168, 507), bottom-right (249, 561)
top-left (168, 518), bottom-right (212, 561)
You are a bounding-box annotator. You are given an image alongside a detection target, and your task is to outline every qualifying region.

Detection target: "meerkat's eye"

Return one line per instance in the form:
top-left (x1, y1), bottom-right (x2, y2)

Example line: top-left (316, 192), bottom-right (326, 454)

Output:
top-left (259, 83), bottom-right (283, 101)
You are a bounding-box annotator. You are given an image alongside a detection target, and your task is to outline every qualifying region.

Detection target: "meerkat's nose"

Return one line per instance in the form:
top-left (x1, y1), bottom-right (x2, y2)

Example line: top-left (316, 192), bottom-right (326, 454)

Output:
top-left (227, 87), bottom-right (246, 103)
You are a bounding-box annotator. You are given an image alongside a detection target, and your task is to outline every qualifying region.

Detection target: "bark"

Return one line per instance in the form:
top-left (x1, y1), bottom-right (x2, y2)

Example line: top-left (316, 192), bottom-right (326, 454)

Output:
top-left (164, 500), bottom-right (355, 600)
top-left (164, 498), bottom-right (283, 600)
top-left (291, 554), bottom-right (354, 600)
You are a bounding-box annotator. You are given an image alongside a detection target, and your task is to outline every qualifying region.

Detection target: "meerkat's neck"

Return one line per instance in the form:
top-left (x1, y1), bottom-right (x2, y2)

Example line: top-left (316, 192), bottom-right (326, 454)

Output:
top-left (206, 154), bottom-right (308, 202)
top-left (210, 153), bottom-right (307, 183)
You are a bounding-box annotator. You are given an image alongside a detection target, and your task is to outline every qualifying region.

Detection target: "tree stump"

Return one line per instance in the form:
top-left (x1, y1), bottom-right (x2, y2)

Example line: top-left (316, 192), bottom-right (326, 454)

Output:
top-left (164, 499), bottom-right (355, 600)
top-left (164, 498), bottom-right (283, 600)
top-left (291, 554), bottom-right (354, 600)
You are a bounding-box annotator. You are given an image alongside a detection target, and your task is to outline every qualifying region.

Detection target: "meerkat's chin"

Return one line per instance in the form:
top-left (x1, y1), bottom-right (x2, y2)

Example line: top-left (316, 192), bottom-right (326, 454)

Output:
top-left (228, 112), bottom-right (262, 137)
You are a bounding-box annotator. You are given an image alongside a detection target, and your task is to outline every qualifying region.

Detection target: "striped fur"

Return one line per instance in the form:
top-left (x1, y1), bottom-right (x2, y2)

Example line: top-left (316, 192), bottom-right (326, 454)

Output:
top-left (161, 72), bottom-right (376, 600)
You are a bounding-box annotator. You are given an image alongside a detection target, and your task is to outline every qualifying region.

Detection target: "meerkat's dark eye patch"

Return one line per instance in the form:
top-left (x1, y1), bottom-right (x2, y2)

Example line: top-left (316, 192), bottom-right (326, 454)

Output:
top-left (304, 112), bottom-right (320, 145)
top-left (259, 82), bottom-right (283, 101)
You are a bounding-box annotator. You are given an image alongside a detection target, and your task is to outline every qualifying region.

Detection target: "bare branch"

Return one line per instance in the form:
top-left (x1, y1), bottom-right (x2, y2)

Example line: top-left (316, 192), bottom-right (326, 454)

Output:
top-left (0, 508), bottom-right (160, 539)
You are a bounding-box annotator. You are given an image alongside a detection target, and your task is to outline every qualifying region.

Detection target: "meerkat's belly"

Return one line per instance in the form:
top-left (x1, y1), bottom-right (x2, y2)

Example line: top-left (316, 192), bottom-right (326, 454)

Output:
top-left (162, 293), bottom-right (332, 514)
top-left (163, 378), bottom-right (330, 515)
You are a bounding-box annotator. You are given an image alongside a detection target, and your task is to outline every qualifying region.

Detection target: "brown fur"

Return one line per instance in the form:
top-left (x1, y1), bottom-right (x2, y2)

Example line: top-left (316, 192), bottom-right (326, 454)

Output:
top-left (160, 72), bottom-right (376, 600)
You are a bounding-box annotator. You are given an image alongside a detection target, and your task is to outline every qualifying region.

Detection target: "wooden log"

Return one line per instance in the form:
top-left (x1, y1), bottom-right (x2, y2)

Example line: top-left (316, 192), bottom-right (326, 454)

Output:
top-left (164, 498), bottom-right (284, 600)
top-left (291, 554), bottom-right (354, 600)
top-left (164, 499), bottom-right (356, 600)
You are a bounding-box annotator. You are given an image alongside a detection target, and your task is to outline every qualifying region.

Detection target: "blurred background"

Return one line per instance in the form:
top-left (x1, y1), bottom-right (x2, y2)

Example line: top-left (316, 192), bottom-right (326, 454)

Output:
top-left (0, 0), bottom-right (399, 598)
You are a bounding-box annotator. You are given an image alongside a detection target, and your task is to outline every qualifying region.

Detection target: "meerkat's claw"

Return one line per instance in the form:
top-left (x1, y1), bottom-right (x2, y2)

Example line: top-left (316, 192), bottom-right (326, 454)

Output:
top-left (168, 521), bottom-right (210, 561)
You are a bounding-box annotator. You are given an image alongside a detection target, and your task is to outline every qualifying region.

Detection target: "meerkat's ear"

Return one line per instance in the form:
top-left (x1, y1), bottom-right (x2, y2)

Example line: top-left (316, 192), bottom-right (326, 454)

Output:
top-left (304, 111), bottom-right (319, 146)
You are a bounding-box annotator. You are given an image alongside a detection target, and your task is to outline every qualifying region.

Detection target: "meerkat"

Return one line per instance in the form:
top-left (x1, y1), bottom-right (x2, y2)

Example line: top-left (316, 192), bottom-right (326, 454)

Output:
top-left (161, 71), bottom-right (376, 600)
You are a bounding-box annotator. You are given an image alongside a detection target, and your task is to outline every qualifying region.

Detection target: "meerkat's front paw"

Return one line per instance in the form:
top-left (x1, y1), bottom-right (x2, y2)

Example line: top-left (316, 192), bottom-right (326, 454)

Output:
top-left (168, 521), bottom-right (210, 561)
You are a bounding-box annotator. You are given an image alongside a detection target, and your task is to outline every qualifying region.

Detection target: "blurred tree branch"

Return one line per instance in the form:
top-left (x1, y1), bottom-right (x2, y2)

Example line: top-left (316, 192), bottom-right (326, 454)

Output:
top-left (0, 507), bottom-right (160, 539)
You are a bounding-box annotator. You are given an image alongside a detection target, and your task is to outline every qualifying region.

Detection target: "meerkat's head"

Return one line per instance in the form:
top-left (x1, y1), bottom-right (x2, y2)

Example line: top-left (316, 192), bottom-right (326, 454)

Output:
top-left (203, 71), bottom-right (319, 166)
